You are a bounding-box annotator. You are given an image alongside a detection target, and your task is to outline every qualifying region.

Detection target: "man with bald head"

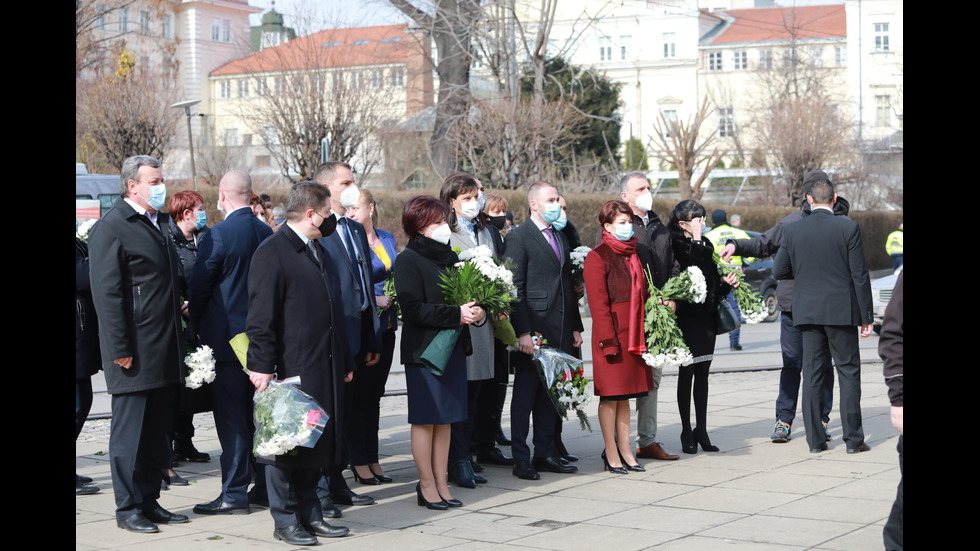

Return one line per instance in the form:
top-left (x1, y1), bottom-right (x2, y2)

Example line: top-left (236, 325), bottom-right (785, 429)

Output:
top-left (189, 169), bottom-right (274, 515)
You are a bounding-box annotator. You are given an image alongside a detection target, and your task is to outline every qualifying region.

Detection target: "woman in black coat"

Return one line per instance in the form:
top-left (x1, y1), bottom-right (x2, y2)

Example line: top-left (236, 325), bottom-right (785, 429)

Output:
top-left (668, 200), bottom-right (738, 454)
top-left (394, 196), bottom-right (485, 510)
top-left (76, 237), bottom-right (101, 494)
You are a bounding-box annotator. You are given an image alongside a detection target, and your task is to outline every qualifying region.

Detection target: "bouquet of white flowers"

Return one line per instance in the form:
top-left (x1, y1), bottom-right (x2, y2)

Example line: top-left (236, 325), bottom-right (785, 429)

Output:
top-left (532, 343), bottom-right (593, 432)
top-left (569, 246), bottom-right (591, 299)
top-left (641, 266), bottom-right (708, 369)
top-left (252, 381), bottom-right (328, 458)
top-left (713, 252), bottom-right (767, 324)
top-left (76, 218), bottom-right (97, 242)
top-left (184, 345), bottom-right (216, 389)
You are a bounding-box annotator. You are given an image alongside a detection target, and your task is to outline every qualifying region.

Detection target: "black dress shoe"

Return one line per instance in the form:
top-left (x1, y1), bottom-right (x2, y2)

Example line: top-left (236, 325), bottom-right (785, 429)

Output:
top-left (76, 481), bottom-right (99, 495)
top-left (319, 497), bottom-right (343, 518)
top-left (329, 488), bottom-right (375, 506)
top-left (532, 456), bottom-right (578, 474)
top-left (494, 426), bottom-right (512, 446)
top-left (369, 467), bottom-right (393, 483)
top-left (163, 473), bottom-right (189, 486)
top-left (846, 443), bottom-right (871, 454)
top-left (477, 448), bottom-right (515, 466)
top-left (273, 524), bottom-right (318, 546)
top-left (194, 497), bottom-right (250, 515)
top-left (350, 465), bottom-right (382, 485)
top-left (415, 482), bottom-right (449, 510)
top-left (305, 519), bottom-right (349, 538)
top-left (76, 473), bottom-right (94, 484)
top-left (143, 506), bottom-right (189, 524)
top-left (810, 442), bottom-right (829, 453)
top-left (117, 513), bottom-right (160, 533)
top-left (441, 496), bottom-right (463, 507)
top-left (449, 459), bottom-right (476, 488)
top-left (562, 453), bottom-right (579, 462)
top-left (470, 459), bottom-right (484, 473)
top-left (512, 460), bottom-right (540, 480)
top-left (173, 439), bottom-right (210, 463)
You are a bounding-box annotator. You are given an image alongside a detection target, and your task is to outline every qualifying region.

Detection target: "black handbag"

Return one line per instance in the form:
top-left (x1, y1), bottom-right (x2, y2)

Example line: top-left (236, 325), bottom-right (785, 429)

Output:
top-left (715, 299), bottom-right (741, 335)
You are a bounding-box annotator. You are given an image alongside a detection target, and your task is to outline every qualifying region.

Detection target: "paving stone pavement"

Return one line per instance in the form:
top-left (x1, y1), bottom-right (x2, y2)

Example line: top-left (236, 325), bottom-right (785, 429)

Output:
top-left (77, 320), bottom-right (899, 550)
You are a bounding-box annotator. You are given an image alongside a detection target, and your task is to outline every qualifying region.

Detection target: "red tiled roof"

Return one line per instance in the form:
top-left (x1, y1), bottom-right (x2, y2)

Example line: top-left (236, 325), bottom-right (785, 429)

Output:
top-left (709, 5), bottom-right (845, 45)
top-left (211, 24), bottom-right (413, 76)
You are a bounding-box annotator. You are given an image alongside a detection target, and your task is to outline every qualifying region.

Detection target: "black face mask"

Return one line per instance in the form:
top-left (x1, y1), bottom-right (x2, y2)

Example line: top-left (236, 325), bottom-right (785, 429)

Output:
top-left (316, 213), bottom-right (337, 238)
top-left (488, 215), bottom-right (507, 231)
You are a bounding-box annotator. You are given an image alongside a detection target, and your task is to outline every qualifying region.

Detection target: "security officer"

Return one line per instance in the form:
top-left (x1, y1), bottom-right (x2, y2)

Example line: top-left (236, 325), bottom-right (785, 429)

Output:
top-left (886, 223), bottom-right (903, 270)
top-left (705, 209), bottom-right (751, 351)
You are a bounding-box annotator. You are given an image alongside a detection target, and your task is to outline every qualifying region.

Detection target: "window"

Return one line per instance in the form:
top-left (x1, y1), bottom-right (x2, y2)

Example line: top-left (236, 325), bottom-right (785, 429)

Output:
top-left (219, 81), bottom-right (231, 99)
top-left (140, 55), bottom-right (150, 73)
top-left (353, 39), bottom-right (370, 46)
top-left (274, 77), bottom-right (284, 95)
top-left (663, 32), bottom-right (675, 58)
top-left (733, 50), bottom-right (747, 70)
top-left (224, 128), bottom-right (239, 146)
top-left (390, 68), bottom-right (404, 88)
top-left (875, 95), bottom-right (891, 127)
top-left (255, 78), bottom-right (267, 96)
top-left (370, 69), bottom-right (384, 89)
top-left (118, 7), bottom-right (128, 32)
top-left (718, 107), bottom-right (735, 138)
top-left (808, 47), bottom-right (823, 66)
top-left (759, 49), bottom-right (773, 69)
top-left (599, 36), bottom-right (612, 62)
top-left (332, 72), bottom-right (344, 90)
top-left (222, 20), bottom-right (231, 43)
top-left (382, 37), bottom-right (401, 44)
top-left (96, 5), bottom-right (106, 30)
top-left (256, 155), bottom-right (272, 169)
top-left (874, 23), bottom-right (890, 52)
top-left (835, 46), bottom-right (846, 66)
top-left (350, 72), bottom-right (363, 90)
top-left (162, 15), bottom-right (172, 39)
top-left (261, 126), bottom-right (278, 145)
top-left (139, 10), bottom-right (150, 35)
top-left (782, 48), bottom-right (798, 68)
top-left (662, 109), bottom-right (677, 138)
top-left (620, 35), bottom-right (631, 61)
top-left (708, 51), bottom-right (722, 71)
top-left (313, 74), bottom-right (326, 94)
top-left (242, 134), bottom-right (253, 146)
top-left (211, 19), bottom-right (220, 41)
top-left (213, 19), bottom-right (231, 43)
top-left (238, 80), bottom-right (249, 98)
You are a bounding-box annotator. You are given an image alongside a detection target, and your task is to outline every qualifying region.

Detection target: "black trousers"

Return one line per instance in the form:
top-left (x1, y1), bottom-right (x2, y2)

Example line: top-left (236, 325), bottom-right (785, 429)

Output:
top-left (883, 435), bottom-right (903, 550)
top-left (267, 465), bottom-right (323, 529)
top-left (801, 324), bottom-right (864, 450)
top-left (347, 329), bottom-right (395, 465)
top-left (510, 355), bottom-right (557, 462)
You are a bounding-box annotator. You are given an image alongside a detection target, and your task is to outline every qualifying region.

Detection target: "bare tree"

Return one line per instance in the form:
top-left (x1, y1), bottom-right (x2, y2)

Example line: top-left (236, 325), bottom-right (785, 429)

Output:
top-left (76, 48), bottom-right (181, 173)
top-left (76, 0), bottom-right (177, 78)
top-left (649, 97), bottom-right (726, 201)
top-left (196, 144), bottom-right (249, 188)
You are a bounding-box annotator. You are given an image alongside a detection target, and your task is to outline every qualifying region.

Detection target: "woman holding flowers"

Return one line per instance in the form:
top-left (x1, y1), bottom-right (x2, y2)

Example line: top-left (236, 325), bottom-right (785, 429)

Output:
top-left (668, 200), bottom-right (739, 453)
top-left (584, 201), bottom-right (655, 473)
top-left (343, 189), bottom-right (397, 485)
top-left (395, 195), bottom-right (485, 510)
top-left (439, 173), bottom-right (500, 488)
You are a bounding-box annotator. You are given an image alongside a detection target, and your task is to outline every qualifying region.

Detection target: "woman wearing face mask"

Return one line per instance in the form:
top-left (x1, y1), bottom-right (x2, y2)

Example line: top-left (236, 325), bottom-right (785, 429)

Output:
top-left (668, 199), bottom-right (738, 454)
top-left (164, 191), bottom-right (212, 485)
top-left (343, 189), bottom-right (397, 485)
top-left (583, 201), bottom-right (655, 474)
top-left (395, 195), bottom-right (486, 510)
top-left (438, 173), bottom-right (500, 488)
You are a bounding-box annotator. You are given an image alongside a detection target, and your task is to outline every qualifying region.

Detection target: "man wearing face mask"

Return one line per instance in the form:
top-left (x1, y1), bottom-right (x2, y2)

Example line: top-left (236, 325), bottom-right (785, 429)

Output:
top-left (311, 162), bottom-right (380, 516)
top-left (88, 155), bottom-right (189, 533)
top-left (188, 170), bottom-right (274, 516)
top-left (504, 181), bottom-right (584, 480)
top-left (610, 172), bottom-right (680, 462)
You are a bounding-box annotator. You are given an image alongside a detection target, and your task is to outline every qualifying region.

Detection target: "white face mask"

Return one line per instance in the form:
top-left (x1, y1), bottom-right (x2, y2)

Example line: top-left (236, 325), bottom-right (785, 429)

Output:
top-left (429, 223), bottom-right (451, 244)
top-left (339, 185), bottom-right (360, 209)
top-left (216, 198), bottom-right (227, 217)
top-left (632, 191), bottom-right (653, 213)
top-left (456, 199), bottom-right (480, 221)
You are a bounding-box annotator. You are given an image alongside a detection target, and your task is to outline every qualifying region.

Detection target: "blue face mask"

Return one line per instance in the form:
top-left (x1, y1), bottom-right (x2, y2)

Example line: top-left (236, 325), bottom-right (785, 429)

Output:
top-left (194, 210), bottom-right (207, 230)
top-left (539, 202), bottom-right (562, 225)
top-left (552, 211), bottom-right (567, 231)
top-left (146, 184), bottom-right (167, 211)
top-left (611, 223), bottom-right (634, 241)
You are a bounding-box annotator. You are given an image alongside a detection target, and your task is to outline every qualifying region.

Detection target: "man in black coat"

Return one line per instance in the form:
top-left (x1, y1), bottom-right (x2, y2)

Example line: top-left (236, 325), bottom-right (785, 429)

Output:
top-left (773, 177), bottom-right (874, 454)
top-left (189, 170), bottom-right (273, 515)
top-left (879, 270), bottom-right (903, 550)
top-left (88, 155), bottom-right (188, 533)
top-left (505, 181), bottom-right (584, 480)
top-left (246, 182), bottom-right (352, 545)
top-left (76, 236), bottom-right (101, 495)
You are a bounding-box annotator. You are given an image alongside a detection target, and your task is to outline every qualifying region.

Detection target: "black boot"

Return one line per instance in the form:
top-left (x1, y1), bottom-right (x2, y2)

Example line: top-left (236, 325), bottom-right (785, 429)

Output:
top-left (448, 459), bottom-right (476, 489)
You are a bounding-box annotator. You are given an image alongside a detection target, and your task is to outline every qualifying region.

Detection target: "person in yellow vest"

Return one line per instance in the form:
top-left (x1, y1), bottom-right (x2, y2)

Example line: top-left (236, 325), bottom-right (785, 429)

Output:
top-left (705, 210), bottom-right (751, 351)
top-left (886, 223), bottom-right (903, 270)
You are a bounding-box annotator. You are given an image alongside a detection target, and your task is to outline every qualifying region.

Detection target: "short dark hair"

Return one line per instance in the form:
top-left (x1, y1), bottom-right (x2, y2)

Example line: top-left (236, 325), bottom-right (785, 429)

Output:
top-left (119, 155), bottom-right (161, 197)
top-left (668, 199), bottom-right (707, 235)
top-left (439, 172), bottom-right (480, 231)
top-left (807, 180), bottom-right (835, 204)
top-left (402, 195), bottom-right (450, 238)
top-left (312, 161), bottom-right (352, 185)
top-left (598, 200), bottom-right (634, 227)
top-left (286, 182), bottom-right (330, 221)
top-left (168, 191), bottom-right (204, 222)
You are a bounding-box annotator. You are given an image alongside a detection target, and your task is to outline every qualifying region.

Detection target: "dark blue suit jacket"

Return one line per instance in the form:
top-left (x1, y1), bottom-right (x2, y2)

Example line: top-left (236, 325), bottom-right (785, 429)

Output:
top-left (189, 207), bottom-right (274, 363)
top-left (318, 215), bottom-right (380, 359)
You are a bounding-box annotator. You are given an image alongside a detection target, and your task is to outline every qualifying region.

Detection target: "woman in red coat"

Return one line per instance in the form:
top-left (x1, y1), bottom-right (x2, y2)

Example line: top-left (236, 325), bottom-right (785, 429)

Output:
top-left (584, 200), bottom-right (655, 474)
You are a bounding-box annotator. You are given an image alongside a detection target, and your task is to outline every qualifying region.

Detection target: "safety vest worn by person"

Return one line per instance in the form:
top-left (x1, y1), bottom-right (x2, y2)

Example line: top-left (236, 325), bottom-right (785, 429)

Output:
top-left (886, 230), bottom-right (903, 257)
top-left (705, 224), bottom-right (753, 267)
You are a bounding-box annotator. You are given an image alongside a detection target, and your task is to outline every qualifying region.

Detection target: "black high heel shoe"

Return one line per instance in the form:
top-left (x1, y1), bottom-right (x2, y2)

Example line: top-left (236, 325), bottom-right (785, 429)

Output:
top-left (439, 494), bottom-right (463, 507)
top-left (369, 467), bottom-right (393, 484)
top-left (681, 430), bottom-right (697, 454)
top-left (351, 465), bottom-right (381, 485)
top-left (416, 483), bottom-right (449, 510)
top-left (693, 429), bottom-right (719, 452)
top-left (618, 451), bottom-right (646, 472)
top-left (601, 451), bottom-right (628, 475)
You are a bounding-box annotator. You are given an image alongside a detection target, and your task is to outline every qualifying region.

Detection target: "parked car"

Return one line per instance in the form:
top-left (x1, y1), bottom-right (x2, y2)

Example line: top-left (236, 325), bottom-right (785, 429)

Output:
top-left (871, 265), bottom-right (903, 334)
top-left (735, 231), bottom-right (779, 323)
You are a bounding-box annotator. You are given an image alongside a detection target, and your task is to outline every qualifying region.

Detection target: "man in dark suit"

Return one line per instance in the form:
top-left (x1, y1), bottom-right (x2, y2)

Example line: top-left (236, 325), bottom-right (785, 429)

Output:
top-left (88, 155), bottom-right (189, 533)
top-left (312, 162), bottom-right (379, 513)
top-left (773, 176), bottom-right (874, 454)
top-left (246, 182), bottom-right (352, 545)
top-left (188, 170), bottom-right (273, 515)
top-left (505, 181), bottom-right (584, 480)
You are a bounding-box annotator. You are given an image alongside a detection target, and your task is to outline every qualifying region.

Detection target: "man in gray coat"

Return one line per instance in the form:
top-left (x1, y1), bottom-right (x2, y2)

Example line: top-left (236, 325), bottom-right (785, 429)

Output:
top-left (88, 155), bottom-right (189, 533)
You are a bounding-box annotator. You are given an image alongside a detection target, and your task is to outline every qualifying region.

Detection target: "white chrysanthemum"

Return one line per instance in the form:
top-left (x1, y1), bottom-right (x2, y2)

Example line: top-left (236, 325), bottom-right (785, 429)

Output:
top-left (685, 266), bottom-right (707, 304)
top-left (76, 218), bottom-right (98, 242)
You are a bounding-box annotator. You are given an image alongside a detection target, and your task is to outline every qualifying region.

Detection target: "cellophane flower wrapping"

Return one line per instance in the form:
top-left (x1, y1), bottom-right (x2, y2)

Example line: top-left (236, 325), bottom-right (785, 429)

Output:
top-left (713, 251), bottom-right (767, 324)
top-left (642, 267), bottom-right (694, 369)
top-left (184, 344), bottom-right (216, 389)
top-left (252, 381), bottom-right (329, 459)
top-left (532, 345), bottom-right (593, 432)
top-left (569, 246), bottom-right (592, 299)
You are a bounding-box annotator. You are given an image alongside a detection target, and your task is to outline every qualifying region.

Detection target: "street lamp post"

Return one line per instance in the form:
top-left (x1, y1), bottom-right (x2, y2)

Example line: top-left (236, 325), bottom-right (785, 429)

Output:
top-left (172, 99), bottom-right (202, 191)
